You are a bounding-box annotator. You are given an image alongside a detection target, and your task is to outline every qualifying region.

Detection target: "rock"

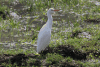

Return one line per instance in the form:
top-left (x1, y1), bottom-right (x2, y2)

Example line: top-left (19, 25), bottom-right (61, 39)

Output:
top-left (78, 32), bottom-right (91, 39)
top-left (10, 12), bottom-right (20, 20)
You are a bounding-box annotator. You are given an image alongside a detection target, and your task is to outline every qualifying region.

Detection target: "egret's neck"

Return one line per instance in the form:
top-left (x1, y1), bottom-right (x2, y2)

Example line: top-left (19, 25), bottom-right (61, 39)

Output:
top-left (47, 13), bottom-right (53, 29)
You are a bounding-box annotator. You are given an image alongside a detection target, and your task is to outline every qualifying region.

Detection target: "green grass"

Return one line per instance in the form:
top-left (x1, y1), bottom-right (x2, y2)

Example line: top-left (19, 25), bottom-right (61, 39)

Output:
top-left (0, 47), bottom-right (36, 55)
top-left (46, 53), bottom-right (64, 65)
top-left (0, 0), bottom-right (100, 67)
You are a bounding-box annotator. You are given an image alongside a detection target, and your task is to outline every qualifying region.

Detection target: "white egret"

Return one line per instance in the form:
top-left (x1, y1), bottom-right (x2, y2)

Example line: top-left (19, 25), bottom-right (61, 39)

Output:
top-left (37, 8), bottom-right (59, 53)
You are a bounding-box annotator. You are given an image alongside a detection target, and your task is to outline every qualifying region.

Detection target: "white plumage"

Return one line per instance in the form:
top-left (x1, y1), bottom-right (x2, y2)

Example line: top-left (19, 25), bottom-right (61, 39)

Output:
top-left (37, 8), bottom-right (59, 53)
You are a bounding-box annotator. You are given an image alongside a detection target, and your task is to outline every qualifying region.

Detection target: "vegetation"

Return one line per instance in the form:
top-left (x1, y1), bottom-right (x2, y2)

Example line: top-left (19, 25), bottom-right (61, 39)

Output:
top-left (0, 0), bottom-right (100, 67)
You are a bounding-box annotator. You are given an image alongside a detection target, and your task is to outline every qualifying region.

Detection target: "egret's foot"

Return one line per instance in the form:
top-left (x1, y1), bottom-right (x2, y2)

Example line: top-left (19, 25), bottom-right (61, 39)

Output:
top-left (35, 52), bottom-right (40, 56)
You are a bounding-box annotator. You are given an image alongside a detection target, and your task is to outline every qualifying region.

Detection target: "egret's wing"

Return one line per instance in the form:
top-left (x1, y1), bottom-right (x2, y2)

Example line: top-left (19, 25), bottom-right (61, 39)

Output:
top-left (37, 27), bottom-right (51, 53)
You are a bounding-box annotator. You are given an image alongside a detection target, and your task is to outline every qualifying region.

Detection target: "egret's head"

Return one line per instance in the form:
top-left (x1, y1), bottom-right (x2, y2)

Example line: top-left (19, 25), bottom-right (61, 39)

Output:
top-left (47, 8), bottom-right (59, 15)
top-left (48, 8), bottom-right (55, 14)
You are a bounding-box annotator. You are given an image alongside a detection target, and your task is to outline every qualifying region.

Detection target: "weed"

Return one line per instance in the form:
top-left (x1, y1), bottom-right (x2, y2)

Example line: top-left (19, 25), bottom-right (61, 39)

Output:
top-left (46, 53), bottom-right (63, 65)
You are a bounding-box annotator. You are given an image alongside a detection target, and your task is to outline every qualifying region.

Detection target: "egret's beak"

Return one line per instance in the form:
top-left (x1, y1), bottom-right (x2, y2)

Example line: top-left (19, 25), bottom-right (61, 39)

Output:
top-left (53, 10), bottom-right (59, 11)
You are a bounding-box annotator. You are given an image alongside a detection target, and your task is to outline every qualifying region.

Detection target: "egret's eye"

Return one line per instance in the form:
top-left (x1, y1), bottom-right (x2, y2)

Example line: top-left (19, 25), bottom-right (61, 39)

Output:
top-left (51, 9), bottom-right (54, 11)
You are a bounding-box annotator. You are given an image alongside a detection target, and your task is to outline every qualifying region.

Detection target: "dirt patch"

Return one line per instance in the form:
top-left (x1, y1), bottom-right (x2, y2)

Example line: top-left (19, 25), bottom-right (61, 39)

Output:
top-left (0, 11), bottom-right (6, 19)
top-left (84, 19), bottom-right (100, 23)
top-left (0, 11), bottom-right (9, 20)
top-left (55, 45), bottom-right (86, 60)
top-left (86, 50), bottom-right (100, 58)
top-left (59, 62), bottom-right (76, 67)
top-left (0, 53), bottom-right (40, 66)
top-left (0, 54), bottom-right (27, 66)
top-left (41, 45), bottom-right (86, 60)
top-left (71, 31), bottom-right (82, 38)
